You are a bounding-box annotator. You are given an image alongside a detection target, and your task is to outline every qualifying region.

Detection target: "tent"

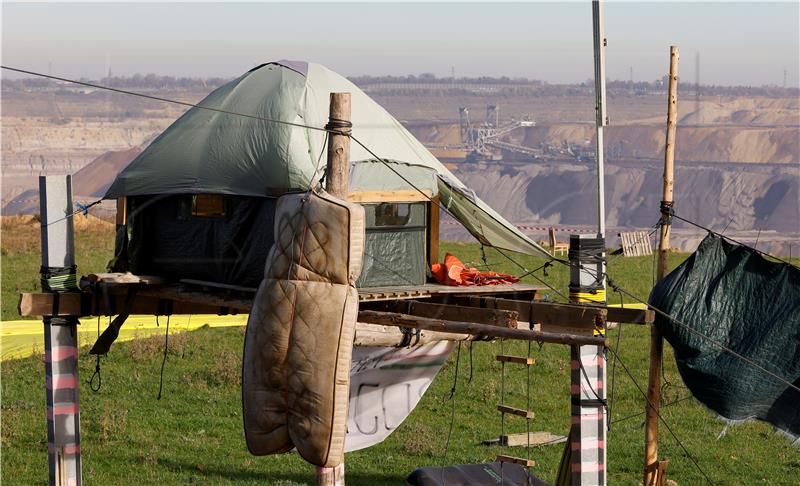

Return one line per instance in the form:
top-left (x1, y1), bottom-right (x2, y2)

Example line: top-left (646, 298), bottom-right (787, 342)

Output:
top-left (105, 60), bottom-right (550, 287)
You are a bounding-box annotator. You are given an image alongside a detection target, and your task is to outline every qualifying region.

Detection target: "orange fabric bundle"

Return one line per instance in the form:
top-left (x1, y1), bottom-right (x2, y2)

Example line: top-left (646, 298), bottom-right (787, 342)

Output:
top-left (431, 253), bottom-right (520, 287)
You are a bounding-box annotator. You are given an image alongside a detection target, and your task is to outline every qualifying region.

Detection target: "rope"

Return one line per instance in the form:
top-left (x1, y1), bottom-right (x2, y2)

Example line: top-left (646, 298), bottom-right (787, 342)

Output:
top-left (0, 66), bottom-right (331, 134)
top-left (156, 315), bottom-right (171, 400)
top-left (671, 212), bottom-right (798, 269)
top-left (606, 345), bottom-right (715, 485)
top-left (605, 275), bottom-right (800, 395)
top-left (88, 315), bottom-right (103, 392)
top-left (441, 341), bottom-right (462, 485)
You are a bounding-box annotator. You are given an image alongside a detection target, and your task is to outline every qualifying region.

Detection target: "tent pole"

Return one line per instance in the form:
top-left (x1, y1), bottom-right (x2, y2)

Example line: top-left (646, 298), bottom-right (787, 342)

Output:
top-left (645, 45), bottom-right (679, 486)
top-left (315, 92), bottom-right (351, 486)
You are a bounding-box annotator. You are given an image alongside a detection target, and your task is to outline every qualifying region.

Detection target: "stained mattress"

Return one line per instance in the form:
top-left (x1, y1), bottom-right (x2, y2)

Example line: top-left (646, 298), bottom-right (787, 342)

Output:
top-left (242, 190), bottom-right (365, 467)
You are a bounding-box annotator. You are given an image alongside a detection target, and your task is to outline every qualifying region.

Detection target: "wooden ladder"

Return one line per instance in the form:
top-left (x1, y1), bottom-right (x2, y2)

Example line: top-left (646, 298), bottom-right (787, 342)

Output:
top-left (495, 351), bottom-right (537, 468)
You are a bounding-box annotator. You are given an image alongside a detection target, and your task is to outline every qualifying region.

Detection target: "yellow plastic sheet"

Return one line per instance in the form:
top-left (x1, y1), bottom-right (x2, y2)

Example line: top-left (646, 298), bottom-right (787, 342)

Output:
top-left (1, 303), bottom-right (647, 361)
top-left (1, 314), bottom-right (248, 361)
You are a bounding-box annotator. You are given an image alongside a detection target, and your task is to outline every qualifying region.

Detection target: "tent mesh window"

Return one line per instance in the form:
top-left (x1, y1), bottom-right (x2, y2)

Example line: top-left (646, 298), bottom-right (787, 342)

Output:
top-left (356, 202), bottom-right (427, 288)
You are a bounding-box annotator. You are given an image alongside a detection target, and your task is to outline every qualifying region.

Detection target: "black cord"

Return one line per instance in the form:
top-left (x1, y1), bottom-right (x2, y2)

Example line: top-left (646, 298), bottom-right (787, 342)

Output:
top-left (0, 65), bottom-right (331, 134)
top-left (441, 342), bottom-right (462, 485)
top-left (671, 212), bottom-right (798, 269)
top-left (157, 315), bottom-right (170, 400)
top-left (605, 275), bottom-right (800, 395)
top-left (607, 293), bottom-right (624, 430)
top-left (606, 345), bottom-right (715, 485)
top-left (88, 315), bottom-right (103, 392)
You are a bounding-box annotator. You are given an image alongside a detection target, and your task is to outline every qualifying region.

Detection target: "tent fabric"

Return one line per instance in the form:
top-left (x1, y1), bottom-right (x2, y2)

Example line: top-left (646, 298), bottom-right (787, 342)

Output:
top-left (649, 234), bottom-right (800, 440)
top-left (104, 60), bottom-right (550, 258)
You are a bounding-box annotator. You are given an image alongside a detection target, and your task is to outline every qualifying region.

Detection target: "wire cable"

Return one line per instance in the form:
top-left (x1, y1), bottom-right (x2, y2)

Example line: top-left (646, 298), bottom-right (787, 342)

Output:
top-left (606, 345), bottom-right (715, 485)
top-left (1, 65), bottom-right (330, 134)
top-left (671, 212), bottom-right (798, 269)
top-left (605, 276), bottom-right (800, 395)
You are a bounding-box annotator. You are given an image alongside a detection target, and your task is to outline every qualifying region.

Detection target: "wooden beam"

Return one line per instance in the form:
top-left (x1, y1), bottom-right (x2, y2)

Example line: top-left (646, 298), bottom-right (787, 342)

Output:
top-left (115, 197), bottom-right (127, 226)
top-left (428, 196), bottom-right (440, 265)
top-left (462, 296), bottom-right (652, 325)
top-left (364, 300), bottom-right (518, 328)
top-left (346, 190), bottom-right (432, 203)
top-left (20, 293), bottom-right (607, 346)
top-left (19, 291), bottom-right (236, 317)
top-left (356, 310), bottom-right (606, 346)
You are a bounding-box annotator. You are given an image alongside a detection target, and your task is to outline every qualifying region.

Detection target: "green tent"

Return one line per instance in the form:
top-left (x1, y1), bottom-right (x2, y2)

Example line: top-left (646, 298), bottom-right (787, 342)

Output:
top-left (106, 61), bottom-right (549, 258)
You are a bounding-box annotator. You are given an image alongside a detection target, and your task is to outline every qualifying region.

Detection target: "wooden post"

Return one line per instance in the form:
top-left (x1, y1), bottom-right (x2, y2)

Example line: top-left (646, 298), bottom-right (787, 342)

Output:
top-left (39, 175), bottom-right (82, 486)
top-left (645, 45), bottom-right (679, 486)
top-left (325, 92), bottom-right (352, 199)
top-left (318, 92), bottom-right (351, 486)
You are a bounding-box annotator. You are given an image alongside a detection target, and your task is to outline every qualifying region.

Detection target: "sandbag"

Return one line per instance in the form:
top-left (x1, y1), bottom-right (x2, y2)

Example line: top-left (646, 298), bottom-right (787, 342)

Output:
top-left (242, 190), bottom-right (365, 467)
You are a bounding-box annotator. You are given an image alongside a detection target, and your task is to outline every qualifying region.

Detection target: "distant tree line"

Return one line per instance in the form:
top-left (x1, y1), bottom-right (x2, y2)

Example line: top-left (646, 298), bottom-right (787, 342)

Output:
top-left (2, 72), bottom-right (797, 98)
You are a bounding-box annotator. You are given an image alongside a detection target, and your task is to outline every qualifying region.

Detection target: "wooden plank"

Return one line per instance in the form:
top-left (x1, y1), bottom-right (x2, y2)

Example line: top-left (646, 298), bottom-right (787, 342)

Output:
top-left (365, 300), bottom-right (518, 328)
top-left (428, 196), bottom-right (440, 265)
top-left (497, 404), bottom-right (535, 419)
top-left (115, 196), bottom-right (127, 226)
top-left (86, 273), bottom-right (168, 285)
top-left (457, 296), bottom-right (653, 325)
top-left (20, 292), bottom-right (607, 346)
top-left (180, 279), bottom-right (257, 293)
top-left (495, 355), bottom-right (535, 365)
top-left (19, 291), bottom-right (237, 317)
top-left (501, 432), bottom-right (567, 447)
top-left (346, 190), bottom-right (432, 203)
top-left (496, 455), bottom-right (536, 467)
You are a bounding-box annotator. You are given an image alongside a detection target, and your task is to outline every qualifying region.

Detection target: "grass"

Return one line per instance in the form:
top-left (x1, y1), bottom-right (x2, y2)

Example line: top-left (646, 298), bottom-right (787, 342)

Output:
top-left (2, 220), bottom-right (799, 485)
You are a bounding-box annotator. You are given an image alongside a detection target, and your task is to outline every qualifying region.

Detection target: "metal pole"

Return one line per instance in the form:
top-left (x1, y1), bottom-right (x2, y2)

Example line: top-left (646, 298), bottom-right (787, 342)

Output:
top-left (593, 0), bottom-right (608, 238)
top-left (39, 175), bottom-right (82, 486)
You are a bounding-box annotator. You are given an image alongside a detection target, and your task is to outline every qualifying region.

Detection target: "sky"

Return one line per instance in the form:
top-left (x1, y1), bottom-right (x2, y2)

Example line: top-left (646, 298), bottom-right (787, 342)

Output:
top-left (2, 1), bottom-right (799, 87)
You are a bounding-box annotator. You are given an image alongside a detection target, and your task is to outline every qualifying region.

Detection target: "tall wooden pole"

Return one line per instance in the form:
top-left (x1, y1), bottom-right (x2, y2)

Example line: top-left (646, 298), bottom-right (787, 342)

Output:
top-left (645, 45), bottom-right (679, 486)
top-left (325, 92), bottom-right (352, 199)
top-left (316, 92), bottom-right (351, 486)
top-left (40, 175), bottom-right (82, 486)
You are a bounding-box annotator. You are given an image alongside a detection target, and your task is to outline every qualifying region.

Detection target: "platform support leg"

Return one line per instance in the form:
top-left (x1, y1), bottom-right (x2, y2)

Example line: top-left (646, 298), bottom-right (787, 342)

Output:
top-left (40, 175), bottom-right (82, 486)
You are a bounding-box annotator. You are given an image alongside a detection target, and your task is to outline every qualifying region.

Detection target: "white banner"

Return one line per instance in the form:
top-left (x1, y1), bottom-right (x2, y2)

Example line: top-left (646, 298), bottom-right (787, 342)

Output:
top-left (345, 341), bottom-right (455, 451)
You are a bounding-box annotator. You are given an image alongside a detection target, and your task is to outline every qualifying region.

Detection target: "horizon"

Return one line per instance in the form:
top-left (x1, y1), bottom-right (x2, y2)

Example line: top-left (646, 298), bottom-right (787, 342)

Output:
top-left (2, 2), bottom-right (799, 88)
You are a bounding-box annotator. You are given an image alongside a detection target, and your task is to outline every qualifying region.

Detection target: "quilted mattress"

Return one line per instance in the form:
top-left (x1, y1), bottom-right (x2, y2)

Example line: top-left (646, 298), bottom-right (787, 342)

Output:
top-left (242, 190), bottom-right (365, 467)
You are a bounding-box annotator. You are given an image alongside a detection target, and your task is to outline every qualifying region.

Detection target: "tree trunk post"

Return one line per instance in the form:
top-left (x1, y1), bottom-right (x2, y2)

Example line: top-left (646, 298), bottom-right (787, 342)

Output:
top-left (645, 45), bottom-right (679, 486)
top-left (316, 92), bottom-right (352, 486)
top-left (39, 175), bottom-right (83, 486)
top-left (325, 92), bottom-right (352, 198)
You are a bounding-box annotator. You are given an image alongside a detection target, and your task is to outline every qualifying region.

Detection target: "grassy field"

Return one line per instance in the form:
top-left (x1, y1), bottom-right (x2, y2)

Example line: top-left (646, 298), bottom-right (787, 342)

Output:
top-left (2, 217), bottom-right (798, 485)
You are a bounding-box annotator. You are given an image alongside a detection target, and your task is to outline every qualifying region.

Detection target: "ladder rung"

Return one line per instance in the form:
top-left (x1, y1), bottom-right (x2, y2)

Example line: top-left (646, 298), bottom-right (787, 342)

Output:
top-left (497, 404), bottom-right (535, 419)
top-left (496, 455), bottom-right (536, 467)
top-left (496, 355), bottom-right (535, 365)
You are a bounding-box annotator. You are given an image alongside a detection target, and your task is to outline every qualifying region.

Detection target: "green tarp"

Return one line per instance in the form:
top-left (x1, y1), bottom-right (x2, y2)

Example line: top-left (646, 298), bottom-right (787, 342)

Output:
top-left (649, 234), bottom-right (800, 440)
top-left (104, 61), bottom-right (549, 258)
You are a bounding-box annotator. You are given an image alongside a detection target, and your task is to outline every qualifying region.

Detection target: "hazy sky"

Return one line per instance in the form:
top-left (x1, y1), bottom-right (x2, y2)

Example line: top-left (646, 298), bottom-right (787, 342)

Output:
top-left (2, 2), bottom-right (799, 87)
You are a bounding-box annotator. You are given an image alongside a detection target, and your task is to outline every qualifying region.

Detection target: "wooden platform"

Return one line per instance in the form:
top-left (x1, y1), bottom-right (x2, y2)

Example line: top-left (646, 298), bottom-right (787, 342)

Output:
top-left (357, 283), bottom-right (542, 302)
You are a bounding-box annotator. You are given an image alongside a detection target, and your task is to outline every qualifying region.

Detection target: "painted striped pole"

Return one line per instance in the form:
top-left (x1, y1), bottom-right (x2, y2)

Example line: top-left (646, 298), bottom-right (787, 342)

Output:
top-left (40, 175), bottom-right (82, 486)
